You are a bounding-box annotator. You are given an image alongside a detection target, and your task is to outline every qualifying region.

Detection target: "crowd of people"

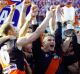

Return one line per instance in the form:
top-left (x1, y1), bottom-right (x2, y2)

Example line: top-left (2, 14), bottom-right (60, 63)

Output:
top-left (0, 0), bottom-right (80, 74)
top-left (32, 0), bottom-right (80, 17)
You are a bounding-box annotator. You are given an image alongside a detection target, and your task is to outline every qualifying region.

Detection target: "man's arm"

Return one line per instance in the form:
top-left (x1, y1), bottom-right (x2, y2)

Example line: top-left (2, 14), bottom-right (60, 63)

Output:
top-left (62, 37), bottom-right (72, 53)
top-left (17, 0), bottom-right (31, 30)
top-left (19, 3), bottom-right (38, 37)
top-left (62, 35), bottom-right (80, 66)
top-left (54, 5), bottom-right (63, 56)
top-left (0, 4), bottom-right (15, 35)
top-left (0, 35), bottom-right (16, 44)
top-left (55, 22), bottom-right (62, 56)
top-left (17, 9), bottom-right (55, 46)
top-left (32, 24), bottom-right (42, 61)
top-left (0, 36), bottom-right (10, 44)
top-left (49, 6), bottom-right (56, 34)
top-left (0, 1), bottom-right (8, 11)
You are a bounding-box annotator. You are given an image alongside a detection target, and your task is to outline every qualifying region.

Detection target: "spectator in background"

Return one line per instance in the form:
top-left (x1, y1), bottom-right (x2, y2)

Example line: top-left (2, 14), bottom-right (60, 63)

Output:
top-left (62, 0), bottom-right (75, 22)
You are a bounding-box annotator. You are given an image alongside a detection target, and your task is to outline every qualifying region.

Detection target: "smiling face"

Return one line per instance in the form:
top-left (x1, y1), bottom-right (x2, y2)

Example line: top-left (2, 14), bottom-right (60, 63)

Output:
top-left (42, 35), bottom-right (55, 52)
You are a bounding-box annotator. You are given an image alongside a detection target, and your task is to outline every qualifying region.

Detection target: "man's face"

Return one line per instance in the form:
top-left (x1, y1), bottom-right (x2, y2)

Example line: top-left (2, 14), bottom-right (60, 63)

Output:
top-left (43, 36), bottom-right (55, 51)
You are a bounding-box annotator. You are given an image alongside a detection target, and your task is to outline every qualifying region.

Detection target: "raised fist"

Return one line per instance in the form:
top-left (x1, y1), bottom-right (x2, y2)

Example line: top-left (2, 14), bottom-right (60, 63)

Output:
top-left (23, 0), bottom-right (31, 6)
top-left (46, 9), bottom-right (55, 19)
top-left (0, 1), bottom-right (8, 10)
top-left (26, 3), bottom-right (38, 21)
top-left (31, 3), bottom-right (38, 18)
top-left (10, 4), bottom-right (16, 11)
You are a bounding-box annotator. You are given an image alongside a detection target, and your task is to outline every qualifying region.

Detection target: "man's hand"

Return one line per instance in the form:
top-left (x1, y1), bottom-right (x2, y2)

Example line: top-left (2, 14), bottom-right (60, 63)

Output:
top-left (46, 8), bottom-right (55, 19)
top-left (10, 4), bottom-right (16, 12)
top-left (31, 3), bottom-right (38, 19)
top-left (24, 0), bottom-right (31, 6)
top-left (26, 3), bottom-right (38, 22)
top-left (55, 5), bottom-right (65, 23)
top-left (0, 1), bottom-right (8, 10)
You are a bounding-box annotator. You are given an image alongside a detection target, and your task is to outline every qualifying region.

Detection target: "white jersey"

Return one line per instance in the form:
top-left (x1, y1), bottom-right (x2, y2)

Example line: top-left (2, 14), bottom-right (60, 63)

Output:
top-left (63, 6), bottom-right (75, 22)
top-left (0, 50), bottom-right (10, 65)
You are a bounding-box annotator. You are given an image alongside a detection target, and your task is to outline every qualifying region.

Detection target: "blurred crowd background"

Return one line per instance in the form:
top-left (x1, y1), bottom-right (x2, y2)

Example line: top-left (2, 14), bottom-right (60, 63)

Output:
top-left (31, 0), bottom-right (80, 17)
top-left (30, 0), bottom-right (80, 34)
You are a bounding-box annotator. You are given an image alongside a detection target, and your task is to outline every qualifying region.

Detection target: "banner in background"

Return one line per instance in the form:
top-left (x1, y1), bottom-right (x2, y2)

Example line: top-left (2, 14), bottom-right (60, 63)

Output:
top-left (0, 0), bottom-right (16, 10)
top-left (0, 0), bottom-right (27, 27)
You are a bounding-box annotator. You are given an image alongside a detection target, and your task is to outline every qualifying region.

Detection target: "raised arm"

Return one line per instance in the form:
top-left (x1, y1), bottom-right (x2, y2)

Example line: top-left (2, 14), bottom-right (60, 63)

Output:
top-left (3, 4), bottom-right (15, 24)
top-left (0, 4), bottom-right (16, 35)
top-left (17, 0), bottom-right (31, 30)
top-left (49, 6), bottom-right (56, 34)
top-left (0, 36), bottom-right (10, 44)
top-left (0, 1), bottom-right (7, 11)
top-left (19, 3), bottom-right (38, 37)
top-left (0, 35), bottom-right (16, 44)
top-left (54, 5), bottom-right (63, 56)
top-left (17, 9), bottom-right (55, 46)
